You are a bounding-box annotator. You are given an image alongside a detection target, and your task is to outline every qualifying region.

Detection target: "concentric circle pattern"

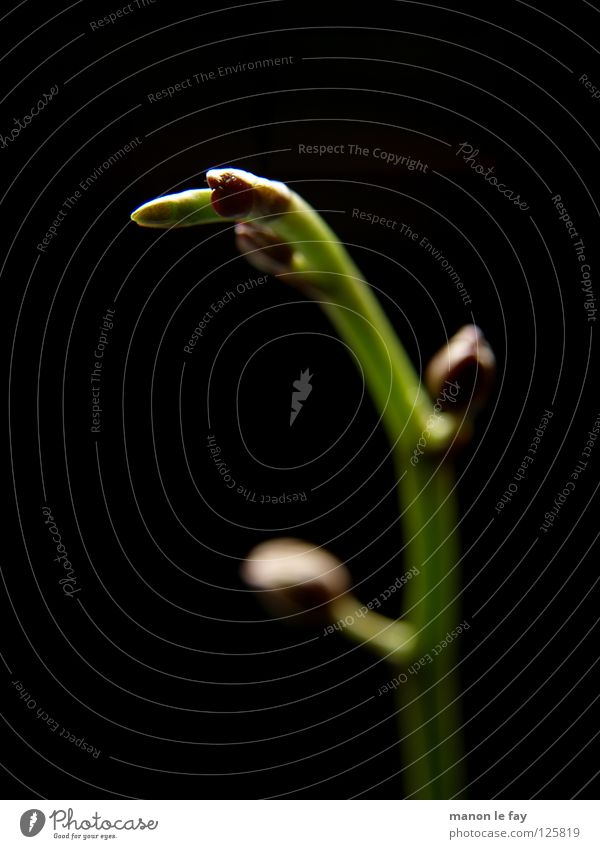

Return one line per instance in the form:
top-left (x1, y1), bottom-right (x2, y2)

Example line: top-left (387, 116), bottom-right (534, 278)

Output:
top-left (3, 0), bottom-right (600, 799)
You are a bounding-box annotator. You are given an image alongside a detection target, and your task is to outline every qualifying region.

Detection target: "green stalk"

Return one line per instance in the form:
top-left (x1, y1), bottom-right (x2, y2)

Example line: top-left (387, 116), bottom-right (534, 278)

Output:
top-left (274, 194), bottom-right (441, 449)
top-left (431, 464), bottom-right (465, 799)
top-left (131, 173), bottom-right (465, 798)
top-left (276, 192), bottom-right (466, 798)
top-left (132, 183), bottom-right (454, 450)
top-left (398, 453), bottom-right (464, 798)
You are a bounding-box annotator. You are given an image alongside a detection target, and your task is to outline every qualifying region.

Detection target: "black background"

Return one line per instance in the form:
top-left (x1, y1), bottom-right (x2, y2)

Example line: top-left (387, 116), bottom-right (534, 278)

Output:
top-left (2, 0), bottom-right (600, 799)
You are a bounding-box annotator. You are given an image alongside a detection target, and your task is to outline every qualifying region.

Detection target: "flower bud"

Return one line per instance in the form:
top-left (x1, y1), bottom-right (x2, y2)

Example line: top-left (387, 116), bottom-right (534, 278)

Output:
top-left (206, 168), bottom-right (292, 220)
top-left (131, 188), bottom-right (218, 228)
top-left (234, 222), bottom-right (295, 277)
top-left (241, 538), bottom-right (350, 621)
top-left (425, 325), bottom-right (495, 413)
top-left (131, 169), bottom-right (293, 228)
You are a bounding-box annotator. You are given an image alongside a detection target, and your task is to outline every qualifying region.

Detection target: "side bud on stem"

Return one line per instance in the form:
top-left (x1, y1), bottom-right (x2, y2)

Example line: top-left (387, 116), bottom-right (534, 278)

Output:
top-left (241, 538), bottom-right (418, 662)
top-left (234, 223), bottom-right (295, 277)
top-left (425, 324), bottom-right (496, 414)
top-left (241, 538), bottom-right (350, 623)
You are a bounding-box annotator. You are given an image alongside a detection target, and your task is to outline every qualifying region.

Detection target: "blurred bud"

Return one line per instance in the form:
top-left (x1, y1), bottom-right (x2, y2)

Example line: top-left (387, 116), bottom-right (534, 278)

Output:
top-left (425, 325), bottom-right (496, 413)
top-left (206, 168), bottom-right (292, 220)
top-left (234, 222), bottom-right (295, 277)
top-left (241, 538), bottom-right (351, 621)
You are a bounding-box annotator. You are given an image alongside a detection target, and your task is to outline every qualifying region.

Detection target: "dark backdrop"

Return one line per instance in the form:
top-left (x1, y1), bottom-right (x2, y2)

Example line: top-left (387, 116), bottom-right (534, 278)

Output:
top-left (2, 0), bottom-right (599, 799)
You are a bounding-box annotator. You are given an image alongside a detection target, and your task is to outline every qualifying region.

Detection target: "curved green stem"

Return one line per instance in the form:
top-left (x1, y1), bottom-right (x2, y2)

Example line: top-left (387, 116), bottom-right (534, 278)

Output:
top-left (131, 174), bottom-right (466, 798)
top-left (270, 195), bottom-right (444, 447)
top-left (131, 182), bottom-right (456, 450)
top-left (279, 194), bottom-right (466, 798)
top-left (288, 191), bottom-right (466, 796)
top-left (398, 454), bottom-right (464, 798)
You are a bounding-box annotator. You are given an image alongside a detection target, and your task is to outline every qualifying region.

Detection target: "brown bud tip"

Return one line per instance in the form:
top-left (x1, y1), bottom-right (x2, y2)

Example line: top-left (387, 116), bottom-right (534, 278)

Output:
top-left (234, 223), bottom-right (295, 276)
top-left (425, 324), bottom-right (496, 412)
top-left (207, 169), bottom-right (255, 218)
top-left (241, 538), bottom-right (351, 621)
top-left (206, 168), bottom-right (292, 221)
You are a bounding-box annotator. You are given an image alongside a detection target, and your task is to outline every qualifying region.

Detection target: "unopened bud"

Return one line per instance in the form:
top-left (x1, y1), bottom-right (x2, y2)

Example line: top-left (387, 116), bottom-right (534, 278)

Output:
top-left (234, 223), bottom-right (295, 276)
top-left (131, 188), bottom-right (217, 228)
top-left (207, 168), bottom-right (292, 220)
top-left (425, 325), bottom-right (495, 412)
top-left (241, 538), bottom-right (350, 621)
top-left (131, 169), bottom-right (293, 229)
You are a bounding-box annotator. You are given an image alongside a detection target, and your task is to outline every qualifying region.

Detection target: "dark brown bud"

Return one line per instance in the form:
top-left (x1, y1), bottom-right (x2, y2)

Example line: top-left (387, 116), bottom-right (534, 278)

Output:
top-left (425, 325), bottom-right (496, 413)
top-left (241, 538), bottom-right (350, 621)
top-left (206, 168), bottom-right (292, 220)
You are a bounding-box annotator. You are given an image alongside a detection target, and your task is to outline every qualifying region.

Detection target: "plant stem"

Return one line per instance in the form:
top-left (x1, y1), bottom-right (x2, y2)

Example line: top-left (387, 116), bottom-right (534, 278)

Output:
top-left (131, 174), bottom-right (466, 798)
top-left (396, 452), bottom-right (464, 798)
top-left (131, 181), bottom-right (456, 451)
top-left (429, 463), bottom-right (465, 799)
top-left (286, 190), bottom-right (466, 797)
top-left (284, 193), bottom-right (466, 798)
top-left (328, 594), bottom-right (418, 665)
top-left (275, 195), bottom-right (440, 448)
